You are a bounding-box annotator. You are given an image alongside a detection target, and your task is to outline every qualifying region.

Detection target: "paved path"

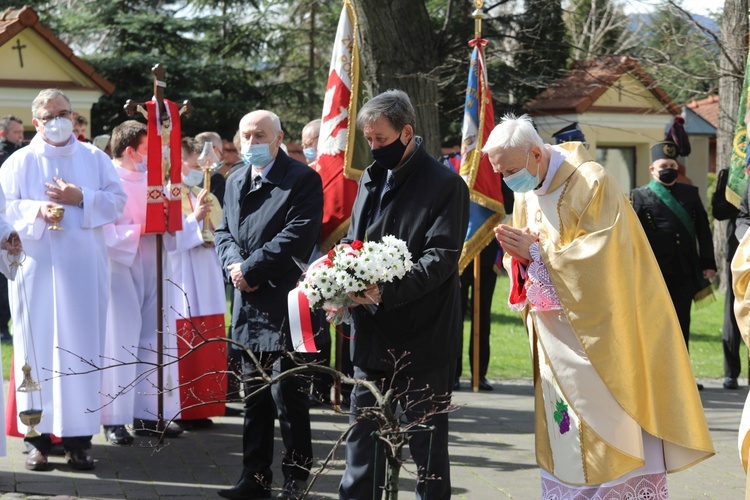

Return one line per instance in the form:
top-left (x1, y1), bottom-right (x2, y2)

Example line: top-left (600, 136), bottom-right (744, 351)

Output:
top-left (0, 378), bottom-right (745, 499)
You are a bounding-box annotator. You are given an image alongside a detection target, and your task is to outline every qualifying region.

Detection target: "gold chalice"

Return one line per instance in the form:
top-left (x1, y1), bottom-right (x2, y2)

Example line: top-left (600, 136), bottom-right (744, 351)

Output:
top-left (48, 206), bottom-right (65, 231)
top-left (19, 409), bottom-right (43, 438)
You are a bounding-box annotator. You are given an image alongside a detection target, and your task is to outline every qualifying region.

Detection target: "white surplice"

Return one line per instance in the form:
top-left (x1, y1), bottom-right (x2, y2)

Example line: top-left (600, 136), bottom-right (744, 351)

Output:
top-left (101, 165), bottom-right (180, 425)
top-left (0, 134), bottom-right (126, 438)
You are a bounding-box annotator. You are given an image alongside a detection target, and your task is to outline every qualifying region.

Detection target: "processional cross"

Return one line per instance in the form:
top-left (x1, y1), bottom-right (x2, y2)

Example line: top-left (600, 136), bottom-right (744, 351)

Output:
top-left (124, 64), bottom-right (192, 437)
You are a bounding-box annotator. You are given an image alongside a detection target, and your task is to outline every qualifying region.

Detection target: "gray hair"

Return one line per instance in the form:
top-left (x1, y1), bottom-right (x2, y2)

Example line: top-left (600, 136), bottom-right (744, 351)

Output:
top-left (482, 113), bottom-right (543, 154)
top-left (0, 115), bottom-right (22, 134)
top-left (196, 131), bottom-right (223, 151)
top-left (302, 119), bottom-right (321, 140)
top-left (357, 89), bottom-right (415, 132)
top-left (32, 89), bottom-right (71, 119)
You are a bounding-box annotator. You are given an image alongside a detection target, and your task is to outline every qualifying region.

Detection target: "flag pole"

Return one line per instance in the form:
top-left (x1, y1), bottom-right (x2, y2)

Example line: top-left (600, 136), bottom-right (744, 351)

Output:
top-left (471, 0), bottom-right (484, 393)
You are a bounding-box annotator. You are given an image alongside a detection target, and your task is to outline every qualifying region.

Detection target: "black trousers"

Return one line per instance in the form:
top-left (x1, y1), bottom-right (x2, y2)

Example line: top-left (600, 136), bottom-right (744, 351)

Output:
top-left (26, 434), bottom-right (91, 453)
top-left (723, 262), bottom-right (743, 379)
top-left (664, 275), bottom-right (694, 349)
top-left (339, 365), bottom-right (453, 500)
top-left (456, 241), bottom-right (498, 380)
top-left (240, 352), bottom-right (312, 484)
top-left (0, 273), bottom-right (10, 331)
top-left (309, 310), bottom-right (333, 401)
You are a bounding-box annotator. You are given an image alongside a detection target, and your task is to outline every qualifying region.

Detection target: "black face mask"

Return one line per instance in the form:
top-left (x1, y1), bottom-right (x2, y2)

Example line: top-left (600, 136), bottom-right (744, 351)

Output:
top-left (371, 132), bottom-right (409, 171)
top-left (658, 168), bottom-right (678, 185)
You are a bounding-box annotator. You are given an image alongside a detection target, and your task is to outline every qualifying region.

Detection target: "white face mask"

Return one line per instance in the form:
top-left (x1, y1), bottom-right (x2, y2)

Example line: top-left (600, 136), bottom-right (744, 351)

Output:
top-left (133, 151), bottom-right (147, 172)
top-left (43, 117), bottom-right (73, 144)
top-left (183, 168), bottom-right (204, 188)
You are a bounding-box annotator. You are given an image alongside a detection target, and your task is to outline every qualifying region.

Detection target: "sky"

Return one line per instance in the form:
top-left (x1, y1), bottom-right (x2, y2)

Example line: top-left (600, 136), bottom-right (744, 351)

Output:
top-left (622, 0), bottom-right (723, 16)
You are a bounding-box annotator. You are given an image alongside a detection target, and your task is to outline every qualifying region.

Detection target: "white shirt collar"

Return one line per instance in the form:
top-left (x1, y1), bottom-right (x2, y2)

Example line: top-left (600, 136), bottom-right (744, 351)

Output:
top-left (252, 158), bottom-right (276, 180)
top-left (534, 144), bottom-right (570, 196)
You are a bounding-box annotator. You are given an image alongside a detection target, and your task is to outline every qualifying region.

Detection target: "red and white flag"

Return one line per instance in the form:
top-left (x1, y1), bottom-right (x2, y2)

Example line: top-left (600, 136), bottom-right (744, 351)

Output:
top-left (316, 0), bottom-right (363, 251)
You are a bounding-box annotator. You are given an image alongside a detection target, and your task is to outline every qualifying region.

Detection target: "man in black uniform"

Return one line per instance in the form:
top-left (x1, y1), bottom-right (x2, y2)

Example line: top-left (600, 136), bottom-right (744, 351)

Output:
top-left (631, 141), bottom-right (716, 386)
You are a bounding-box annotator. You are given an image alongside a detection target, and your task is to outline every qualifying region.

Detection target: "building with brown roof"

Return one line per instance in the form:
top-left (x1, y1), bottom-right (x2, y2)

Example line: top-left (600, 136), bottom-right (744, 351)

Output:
top-left (525, 55), bottom-right (711, 202)
top-left (685, 95), bottom-right (718, 173)
top-left (0, 6), bottom-right (113, 139)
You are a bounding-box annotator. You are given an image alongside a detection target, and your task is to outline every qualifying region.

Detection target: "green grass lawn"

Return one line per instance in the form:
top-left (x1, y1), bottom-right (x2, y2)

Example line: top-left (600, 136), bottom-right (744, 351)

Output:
top-left (455, 274), bottom-right (743, 380)
top-left (0, 274), bottom-right (738, 381)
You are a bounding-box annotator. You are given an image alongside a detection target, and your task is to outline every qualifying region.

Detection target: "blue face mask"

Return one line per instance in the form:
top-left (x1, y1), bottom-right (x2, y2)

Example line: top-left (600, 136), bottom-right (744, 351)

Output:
top-left (241, 143), bottom-right (274, 169)
top-left (183, 168), bottom-right (204, 188)
top-left (303, 146), bottom-right (317, 162)
top-left (133, 152), bottom-right (147, 172)
top-left (503, 151), bottom-right (539, 193)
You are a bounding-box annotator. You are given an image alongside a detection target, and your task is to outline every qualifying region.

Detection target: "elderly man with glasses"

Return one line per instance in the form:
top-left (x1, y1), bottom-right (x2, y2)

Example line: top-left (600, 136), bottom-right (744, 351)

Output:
top-left (0, 88), bottom-right (125, 472)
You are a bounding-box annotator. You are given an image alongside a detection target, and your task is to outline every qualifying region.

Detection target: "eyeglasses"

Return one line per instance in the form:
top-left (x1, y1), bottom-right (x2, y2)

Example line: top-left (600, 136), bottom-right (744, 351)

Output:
top-left (36, 110), bottom-right (72, 124)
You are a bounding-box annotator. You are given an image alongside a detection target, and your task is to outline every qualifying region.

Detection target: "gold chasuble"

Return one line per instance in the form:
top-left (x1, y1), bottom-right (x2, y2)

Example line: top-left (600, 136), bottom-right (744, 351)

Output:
top-left (730, 231), bottom-right (750, 493)
top-left (507, 143), bottom-right (713, 486)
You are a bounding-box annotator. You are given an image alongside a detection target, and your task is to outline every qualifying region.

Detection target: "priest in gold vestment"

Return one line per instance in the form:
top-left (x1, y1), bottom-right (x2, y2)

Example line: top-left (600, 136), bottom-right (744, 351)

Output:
top-left (486, 114), bottom-right (713, 498)
top-left (730, 194), bottom-right (750, 495)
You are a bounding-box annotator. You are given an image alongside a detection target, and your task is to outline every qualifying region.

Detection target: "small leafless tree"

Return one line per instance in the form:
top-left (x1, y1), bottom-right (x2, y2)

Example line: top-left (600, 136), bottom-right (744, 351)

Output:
top-left (53, 287), bottom-right (457, 499)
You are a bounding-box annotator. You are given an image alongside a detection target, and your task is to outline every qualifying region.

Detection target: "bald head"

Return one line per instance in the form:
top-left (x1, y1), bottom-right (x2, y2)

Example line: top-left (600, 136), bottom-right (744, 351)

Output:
top-left (239, 110), bottom-right (284, 166)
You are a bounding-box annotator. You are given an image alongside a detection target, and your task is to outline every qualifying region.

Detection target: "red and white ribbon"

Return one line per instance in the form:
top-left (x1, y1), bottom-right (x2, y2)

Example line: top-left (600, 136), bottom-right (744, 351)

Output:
top-left (288, 286), bottom-right (318, 353)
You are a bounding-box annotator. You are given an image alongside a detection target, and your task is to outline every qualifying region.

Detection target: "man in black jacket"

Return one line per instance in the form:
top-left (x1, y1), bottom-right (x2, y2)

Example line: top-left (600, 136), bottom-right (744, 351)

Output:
top-left (338, 90), bottom-right (469, 500)
top-left (713, 168), bottom-right (742, 389)
top-left (631, 141), bottom-right (716, 356)
top-left (215, 110), bottom-right (324, 500)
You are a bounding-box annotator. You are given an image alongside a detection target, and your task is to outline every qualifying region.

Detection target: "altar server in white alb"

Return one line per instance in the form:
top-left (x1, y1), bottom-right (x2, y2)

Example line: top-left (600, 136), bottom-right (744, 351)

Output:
top-left (100, 120), bottom-right (183, 444)
top-left (164, 137), bottom-right (227, 426)
top-left (0, 89), bottom-right (126, 471)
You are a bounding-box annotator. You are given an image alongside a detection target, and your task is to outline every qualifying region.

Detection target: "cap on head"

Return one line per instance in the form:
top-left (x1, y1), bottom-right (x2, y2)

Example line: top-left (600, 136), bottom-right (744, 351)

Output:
top-left (551, 122), bottom-right (585, 144)
top-left (650, 141), bottom-right (678, 163)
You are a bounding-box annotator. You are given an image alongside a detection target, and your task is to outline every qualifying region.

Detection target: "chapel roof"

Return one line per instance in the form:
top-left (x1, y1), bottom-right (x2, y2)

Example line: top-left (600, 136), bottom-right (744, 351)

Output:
top-left (525, 55), bottom-right (680, 116)
top-left (0, 5), bottom-right (114, 94)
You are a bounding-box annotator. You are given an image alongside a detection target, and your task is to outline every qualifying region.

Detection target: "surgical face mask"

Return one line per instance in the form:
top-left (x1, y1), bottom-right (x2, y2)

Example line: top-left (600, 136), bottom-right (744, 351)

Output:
top-left (658, 168), bottom-right (678, 185)
top-left (303, 146), bottom-right (317, 162)
top-left (133, 151), bottom-right (147, 172)
top-left (241, 142), bottom-right (274, 169)
top-left (43, 117), bottom-right (73, 144)
top-left (371, 132), bottom-right (409, 171)
top-left (183, 168), bottom-right (203, 188)
top-left (502, 151), bottom-right (539, 193)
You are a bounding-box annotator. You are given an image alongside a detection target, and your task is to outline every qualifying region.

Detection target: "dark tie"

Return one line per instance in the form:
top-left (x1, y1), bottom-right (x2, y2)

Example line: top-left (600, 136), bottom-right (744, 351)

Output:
top-left (375, 172), bottom-right (394, 219)
top-left (251, 174), bottom-right (262, 192)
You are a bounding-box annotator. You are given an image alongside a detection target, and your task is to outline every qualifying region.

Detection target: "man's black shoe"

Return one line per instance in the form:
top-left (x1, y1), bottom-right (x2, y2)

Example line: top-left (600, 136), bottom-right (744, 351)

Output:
top-left (478, 378), bottom-right (493, 391)
top-left (224, 406), bottom-right (244, 417)
top-left (697, 383), bottom-right (704, 391)
top-left (218, 476), bottom-right (271, 499)
top-left (65, 448), bottom-right (95, 470)
top-left (133, 419), bottom-right (183, 438)
top-left (452, 379), bottom-right (460, 391)
top-left (104, 425), bottom-right (134, 445)
top-left (724, 377), bottom-right (740, 390)
top-left (277, 478), bottom-right (304, 499)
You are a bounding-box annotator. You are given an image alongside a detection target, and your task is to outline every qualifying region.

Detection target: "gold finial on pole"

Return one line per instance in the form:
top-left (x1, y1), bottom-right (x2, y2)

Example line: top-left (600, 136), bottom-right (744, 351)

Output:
top-left (473, 0), bottom-right (484, 40)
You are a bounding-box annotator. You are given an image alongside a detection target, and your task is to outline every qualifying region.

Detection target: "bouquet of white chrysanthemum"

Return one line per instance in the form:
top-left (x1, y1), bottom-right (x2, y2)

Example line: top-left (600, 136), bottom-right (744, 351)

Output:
top-left (298, 236), bottom-right (413, 324)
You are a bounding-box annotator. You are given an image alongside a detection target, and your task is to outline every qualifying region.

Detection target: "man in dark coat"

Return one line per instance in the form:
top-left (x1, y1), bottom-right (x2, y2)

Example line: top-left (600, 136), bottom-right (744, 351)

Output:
top-left (631, 141), bottom-right (716, 357)
top-left (713, 168), bottom-right (742, 389)
top-left (338, 89), bottom-right (470, 500)
top-left (215, 109), bottom-right (324, 500)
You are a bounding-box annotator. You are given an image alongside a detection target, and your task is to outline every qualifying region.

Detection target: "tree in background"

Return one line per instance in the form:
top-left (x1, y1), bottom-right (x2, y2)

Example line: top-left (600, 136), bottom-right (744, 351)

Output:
top-left (635, 1), bottom-right (721, 104)
top-left (564, 0), bottom-right (638, 61)
top-left (512, 0), bottom-right (569, 106)
top-left (12, 0), bottom-right (727, 152)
